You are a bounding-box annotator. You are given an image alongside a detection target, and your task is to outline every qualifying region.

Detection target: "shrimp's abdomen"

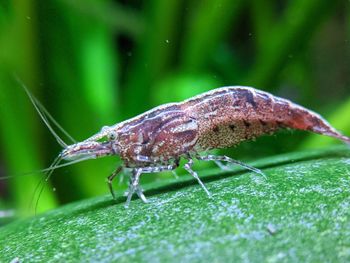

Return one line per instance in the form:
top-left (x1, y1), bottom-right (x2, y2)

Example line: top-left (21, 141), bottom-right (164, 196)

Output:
top-left (182, 86), bottom-right (350, 151)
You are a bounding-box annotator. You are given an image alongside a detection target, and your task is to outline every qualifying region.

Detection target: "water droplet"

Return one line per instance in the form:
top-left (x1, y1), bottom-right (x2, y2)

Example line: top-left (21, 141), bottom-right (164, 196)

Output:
top-left (165, 39), bottom-right (170, 44)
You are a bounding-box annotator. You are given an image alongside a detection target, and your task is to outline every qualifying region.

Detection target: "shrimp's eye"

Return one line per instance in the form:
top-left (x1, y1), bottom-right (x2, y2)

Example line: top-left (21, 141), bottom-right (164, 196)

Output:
top-left (108, 131), bottom-right (117, 141)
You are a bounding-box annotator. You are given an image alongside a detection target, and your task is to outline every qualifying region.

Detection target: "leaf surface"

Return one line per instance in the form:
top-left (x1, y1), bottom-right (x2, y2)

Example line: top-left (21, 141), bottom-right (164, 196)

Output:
top-left (1, 146), bottom-right (350, 262)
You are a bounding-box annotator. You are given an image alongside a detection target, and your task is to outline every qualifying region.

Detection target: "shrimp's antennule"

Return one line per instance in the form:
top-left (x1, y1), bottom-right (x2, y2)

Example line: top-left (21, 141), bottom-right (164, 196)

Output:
top-left (31, 95), bottom-right (77, 144)
top-left (14, 75), bottom-right (76, 148)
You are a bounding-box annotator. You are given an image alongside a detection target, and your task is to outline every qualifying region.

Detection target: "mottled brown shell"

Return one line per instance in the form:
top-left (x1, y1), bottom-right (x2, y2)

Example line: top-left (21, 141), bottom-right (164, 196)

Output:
top-left (115, 108), bottom-right (198, 167)
top-left (111, 86), bottom-right (349, 167)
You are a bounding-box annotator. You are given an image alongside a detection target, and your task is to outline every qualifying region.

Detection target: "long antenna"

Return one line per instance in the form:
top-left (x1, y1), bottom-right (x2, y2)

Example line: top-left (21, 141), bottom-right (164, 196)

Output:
top-left (29, 154), bottom-right (62, 214)
top-left (0, 155), bottom-right (92, 181)
top-left (32, 95), bottom-right (77, 143)
top-left (14, 75), bottom-right (68, 148)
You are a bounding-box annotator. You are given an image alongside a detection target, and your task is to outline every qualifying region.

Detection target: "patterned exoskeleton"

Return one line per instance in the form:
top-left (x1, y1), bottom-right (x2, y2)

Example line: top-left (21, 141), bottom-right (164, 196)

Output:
top-left (61, 86), bottom-right (350, 206)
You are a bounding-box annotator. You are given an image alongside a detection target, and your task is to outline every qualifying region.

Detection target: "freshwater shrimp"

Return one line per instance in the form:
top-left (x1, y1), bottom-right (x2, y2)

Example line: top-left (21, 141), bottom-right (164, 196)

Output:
top-left (19, 84), bottom-right (350, 207)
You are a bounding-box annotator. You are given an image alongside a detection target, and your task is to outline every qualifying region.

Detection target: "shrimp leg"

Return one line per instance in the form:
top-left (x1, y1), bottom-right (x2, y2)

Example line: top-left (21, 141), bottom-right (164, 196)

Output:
top-left (184, 158), bottom-right (212, 197)
top-left (107, 166), bottom-right (123, 200)
top-left (125, 164), bottom-right (178, 207)
top-left (197, 154), bottom-right (266, 179)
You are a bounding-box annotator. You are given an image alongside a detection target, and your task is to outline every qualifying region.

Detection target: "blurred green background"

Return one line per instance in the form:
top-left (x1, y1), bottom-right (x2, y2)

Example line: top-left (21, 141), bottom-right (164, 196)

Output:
top-left (0, 0), bottom-right (349, 220)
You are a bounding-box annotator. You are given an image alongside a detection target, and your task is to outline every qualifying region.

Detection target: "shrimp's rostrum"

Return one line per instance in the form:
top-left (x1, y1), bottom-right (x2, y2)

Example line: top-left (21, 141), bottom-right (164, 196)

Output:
top-left (60, 86), bottom-right (350, 206)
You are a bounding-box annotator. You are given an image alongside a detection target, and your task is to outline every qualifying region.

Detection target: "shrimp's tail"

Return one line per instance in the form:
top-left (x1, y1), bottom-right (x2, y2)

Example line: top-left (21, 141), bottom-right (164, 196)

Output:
top-left (284, 105), bottom-right (350, 144)
top-left (319, 128), bottom-right (350, 145)
top-left (316, 126), bottom-right (350, 145)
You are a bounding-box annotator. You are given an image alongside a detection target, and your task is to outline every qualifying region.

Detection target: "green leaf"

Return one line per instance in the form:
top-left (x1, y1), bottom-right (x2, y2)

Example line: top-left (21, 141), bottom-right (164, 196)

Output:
top-left (1, 146), bottom-right (350, 262)
top-left (181, 0), bottom-right (244, 71)
top-left (246, 0), bottom-right (339, 88)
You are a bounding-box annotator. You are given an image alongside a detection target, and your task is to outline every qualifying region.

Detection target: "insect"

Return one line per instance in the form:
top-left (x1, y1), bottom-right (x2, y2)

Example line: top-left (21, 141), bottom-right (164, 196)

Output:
top-left (20, 84), bottom-right (350, 207)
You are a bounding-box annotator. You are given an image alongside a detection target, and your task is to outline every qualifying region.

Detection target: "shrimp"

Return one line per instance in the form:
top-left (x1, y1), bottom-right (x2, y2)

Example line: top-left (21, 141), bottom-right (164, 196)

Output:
top-left (13, 80), bottom-right (350, 207)
top-left (57, 86), bottom-right (350, 206)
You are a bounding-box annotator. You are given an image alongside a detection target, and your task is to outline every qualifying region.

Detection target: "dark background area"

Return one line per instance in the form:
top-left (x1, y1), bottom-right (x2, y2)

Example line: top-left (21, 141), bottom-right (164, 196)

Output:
top-left (0, 0), bottom-right (349, 219)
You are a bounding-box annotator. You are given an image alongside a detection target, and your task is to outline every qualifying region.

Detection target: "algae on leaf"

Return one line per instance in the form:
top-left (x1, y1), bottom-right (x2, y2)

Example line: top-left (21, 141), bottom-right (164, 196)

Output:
top-left (1, 146), bottom-right (350, 262)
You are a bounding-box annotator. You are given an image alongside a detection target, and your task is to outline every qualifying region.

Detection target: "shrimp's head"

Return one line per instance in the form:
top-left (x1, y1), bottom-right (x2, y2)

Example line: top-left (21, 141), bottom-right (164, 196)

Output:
top-left (61, 126), bottom-right (120, 161)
